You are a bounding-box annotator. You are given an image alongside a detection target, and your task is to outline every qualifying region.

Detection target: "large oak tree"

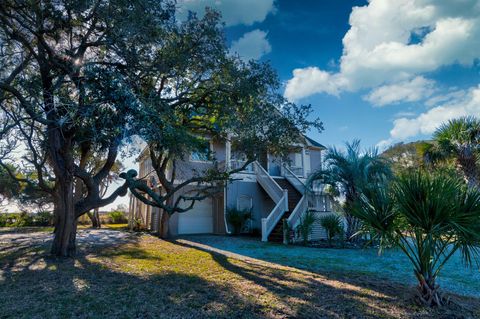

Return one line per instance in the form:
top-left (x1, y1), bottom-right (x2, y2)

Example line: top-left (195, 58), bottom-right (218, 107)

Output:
top-left (0, 0), bottom-right (321, 256)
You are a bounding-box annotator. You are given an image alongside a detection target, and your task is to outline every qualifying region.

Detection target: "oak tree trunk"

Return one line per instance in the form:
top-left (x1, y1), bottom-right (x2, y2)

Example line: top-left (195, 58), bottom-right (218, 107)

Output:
top-left (159, 211), bottom-right (170, 239)
top-left (51, 176), bottom-right (77, 257)
top-left (87, 208), bottom-right (102, 228)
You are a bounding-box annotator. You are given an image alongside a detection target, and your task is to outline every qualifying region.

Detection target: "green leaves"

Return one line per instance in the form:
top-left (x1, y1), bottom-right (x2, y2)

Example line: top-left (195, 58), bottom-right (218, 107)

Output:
top-left (308, 140), bottom-right (392, 239)
top-left (430, 116), bottom-right (480, 188)
top-left (319, 214), bottom-right (343, 242)
top-left (353, 170), bottom-right (480, 297)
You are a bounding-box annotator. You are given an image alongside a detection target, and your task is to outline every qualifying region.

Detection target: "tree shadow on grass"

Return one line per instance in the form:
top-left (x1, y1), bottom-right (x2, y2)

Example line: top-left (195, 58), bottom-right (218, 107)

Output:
top-left (0, 238), bottom-right (276, 319)
top-left (171, 237), bottom-right (480, 319)
top-left (2, 232), bottom-right (479, 319)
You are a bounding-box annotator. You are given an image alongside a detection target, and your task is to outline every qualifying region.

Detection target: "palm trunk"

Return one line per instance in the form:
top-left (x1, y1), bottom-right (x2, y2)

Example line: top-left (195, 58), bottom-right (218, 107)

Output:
top-left (414, 271), bottom-right (445, 307)
top-left (344, 203), bottom-right (361, 242)
top-left (458, 155), bottom-right (479, 190)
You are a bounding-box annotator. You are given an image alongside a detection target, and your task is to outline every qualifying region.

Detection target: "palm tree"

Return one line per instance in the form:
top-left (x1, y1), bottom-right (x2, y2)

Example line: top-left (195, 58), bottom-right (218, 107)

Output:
top-left (307, 140), bottom-right (391, 241)
top-left (319, 214), bottom-right (343, 246)
top-left (429, 116), bottom-right (480, 189)
top-left (353, 171), bottom-right (480, 307)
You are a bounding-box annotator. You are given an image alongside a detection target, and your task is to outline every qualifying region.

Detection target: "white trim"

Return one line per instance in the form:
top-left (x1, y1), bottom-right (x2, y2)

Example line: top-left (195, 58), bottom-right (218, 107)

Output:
top-left (223, 186), bottom-right (231, 234)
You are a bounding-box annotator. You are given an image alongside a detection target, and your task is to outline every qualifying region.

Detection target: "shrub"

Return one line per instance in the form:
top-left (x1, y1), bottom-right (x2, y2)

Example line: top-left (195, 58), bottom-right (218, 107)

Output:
top-left (0, 211), bottom-right (54, 227)
top-left (352, 171), bottom-right (480, 307)
top-left (0, 213), bottom-right (15, 227)
top-left (131, 218), bottom-right (143, 231)
top-left (33, 210), bottom-right (54, 226)
top-left (319, 214), bottom-right (343, 246)
top-left (226, 207), bottom-right (252, 235)
top-left (295, 210), bottom-right (317, 245)
top-left (108, 211), bottom-right (128, 224)
top-left (12, 212), bottom-right (33, 227)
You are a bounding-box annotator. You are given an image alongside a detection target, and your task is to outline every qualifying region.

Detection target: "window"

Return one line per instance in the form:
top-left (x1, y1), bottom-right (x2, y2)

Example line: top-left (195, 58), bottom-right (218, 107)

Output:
top-left (237, 195), bottom-right (253, 211)
top-left (190, 142), bottom-right (212, 162)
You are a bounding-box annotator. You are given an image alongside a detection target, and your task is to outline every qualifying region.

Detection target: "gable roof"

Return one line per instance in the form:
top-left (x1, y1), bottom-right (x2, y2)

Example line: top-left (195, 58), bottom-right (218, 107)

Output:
top-left (304, 136), bottom-right (326, 150)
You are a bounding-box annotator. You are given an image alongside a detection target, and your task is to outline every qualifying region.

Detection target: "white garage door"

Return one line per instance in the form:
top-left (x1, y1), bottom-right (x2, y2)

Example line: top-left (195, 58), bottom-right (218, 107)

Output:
top-left (178, 198), bottom-right (213, 234)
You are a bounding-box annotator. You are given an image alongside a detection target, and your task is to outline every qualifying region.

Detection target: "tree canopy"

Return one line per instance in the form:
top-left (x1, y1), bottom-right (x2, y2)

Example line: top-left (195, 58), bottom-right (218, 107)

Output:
top-left (0, 0), bottom-right (321, 256)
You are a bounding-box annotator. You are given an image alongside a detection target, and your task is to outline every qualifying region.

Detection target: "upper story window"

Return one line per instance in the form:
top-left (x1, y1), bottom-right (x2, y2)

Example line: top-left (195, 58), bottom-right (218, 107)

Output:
top-left (190, 142), bottom-right (212, 162)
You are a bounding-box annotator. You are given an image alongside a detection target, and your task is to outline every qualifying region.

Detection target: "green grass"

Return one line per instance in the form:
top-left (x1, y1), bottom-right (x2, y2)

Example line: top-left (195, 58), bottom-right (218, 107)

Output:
top-left (192, 236), bottom-right (480, 299)
top-left (0, 223), bottom-right (128, 233)
top-left (103, 223), bottom-right (129, 230)
top-left (0, 226), bottom-right (54, 233)
top-left (1, 231), bottom-right (479, 318)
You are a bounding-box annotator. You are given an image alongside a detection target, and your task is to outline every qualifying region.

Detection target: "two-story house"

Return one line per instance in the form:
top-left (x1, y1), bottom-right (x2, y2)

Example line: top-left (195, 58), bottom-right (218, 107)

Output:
top-left (128, 135), bottom-right (334, 242)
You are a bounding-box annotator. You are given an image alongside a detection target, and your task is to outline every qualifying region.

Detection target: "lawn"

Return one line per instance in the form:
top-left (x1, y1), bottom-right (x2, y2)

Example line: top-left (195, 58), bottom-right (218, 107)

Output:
top-left (1, 229), bottom-right (479, 319)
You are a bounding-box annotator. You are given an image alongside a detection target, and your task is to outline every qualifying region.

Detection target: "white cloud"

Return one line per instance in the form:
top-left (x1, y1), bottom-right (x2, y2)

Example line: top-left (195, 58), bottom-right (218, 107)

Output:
top-left (177, 0), bottom-right (276, 26)
top-left (394, 111), bottom-right (417, 118)
top-left (363, 76), bottom-right (435, 107)
top-left (230, 29), bottom-right (271, 61)
top-left (284, 67), bottom-right (346, 100)
top-left (425, 89), bottom-right (467, 107)
top-left (285, 0), bottom-right (480, 101)
top-left (385, 85), bottom-right (480, 142)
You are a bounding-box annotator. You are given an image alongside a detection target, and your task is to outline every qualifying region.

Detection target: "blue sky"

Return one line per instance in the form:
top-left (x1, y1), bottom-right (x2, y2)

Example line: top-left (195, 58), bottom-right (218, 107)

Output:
top-left (179, 0), bottom-right (480, 149)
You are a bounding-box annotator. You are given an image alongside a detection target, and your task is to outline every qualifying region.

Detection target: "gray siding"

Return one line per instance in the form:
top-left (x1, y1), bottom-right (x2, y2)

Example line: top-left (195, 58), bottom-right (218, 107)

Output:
top-left (292, 211), bottom-right (346, 242)
top-left (268, 155), bottom-right (282, 176)
top-left (225, 180), bottom-right (275, 232)
top-left (309, 149), bottom-right (322, 173)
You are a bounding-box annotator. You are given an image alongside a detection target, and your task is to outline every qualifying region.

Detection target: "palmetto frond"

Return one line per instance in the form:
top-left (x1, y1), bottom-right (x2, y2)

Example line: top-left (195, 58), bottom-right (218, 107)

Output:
top-left (434, 116), bottom-right (480, 147)
top-left (308, 139), bottom-right (391, 195)
top-left (430, 116), bottom-right (480, 189)
top-left (308, 139), bottom-right (392, 241)
top-left (353, 170), bottom-right (480, 306)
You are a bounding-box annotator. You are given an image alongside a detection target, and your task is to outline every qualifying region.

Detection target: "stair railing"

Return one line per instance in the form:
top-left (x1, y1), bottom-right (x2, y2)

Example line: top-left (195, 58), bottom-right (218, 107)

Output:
top-left (281, 164), bottom-right (306, 194)
top-left (286, 195), bottom-right (308, 231)
top-left (261, 189), bottom-right (288, 241)
top-left (253, 161), bottom-right (284, 203)
top-left (253, 162), bottom-right (289, 241)
top-left (282, 164), bottom-right (308, 234)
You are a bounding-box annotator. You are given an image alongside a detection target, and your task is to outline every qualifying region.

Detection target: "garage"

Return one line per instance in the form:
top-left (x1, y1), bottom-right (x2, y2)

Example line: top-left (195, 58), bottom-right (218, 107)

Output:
top-left (177, 198), bottom-right (214, 234)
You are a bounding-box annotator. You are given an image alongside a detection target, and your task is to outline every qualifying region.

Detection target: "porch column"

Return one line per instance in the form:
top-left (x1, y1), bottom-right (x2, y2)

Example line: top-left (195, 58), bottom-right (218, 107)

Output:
top-left (301, 147), bottom-right (307, 178)
top-left (226, 136), bottom-right (231, 170)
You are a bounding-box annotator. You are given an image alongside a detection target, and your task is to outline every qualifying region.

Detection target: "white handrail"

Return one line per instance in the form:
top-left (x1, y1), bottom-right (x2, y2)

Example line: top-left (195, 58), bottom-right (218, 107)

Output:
top-left (286, 195), bottom-right (307, 230)
top-left (261, 189), bottom-right (288, 241)
top-left (253, 161), bottom-right (284, 203)
top-left (282, 164), bottom-right (306, 194)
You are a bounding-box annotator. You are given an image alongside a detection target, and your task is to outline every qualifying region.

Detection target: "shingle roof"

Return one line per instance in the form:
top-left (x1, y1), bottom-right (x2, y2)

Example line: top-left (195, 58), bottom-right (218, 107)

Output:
top-left (305, 136), bottom-right (326, 149)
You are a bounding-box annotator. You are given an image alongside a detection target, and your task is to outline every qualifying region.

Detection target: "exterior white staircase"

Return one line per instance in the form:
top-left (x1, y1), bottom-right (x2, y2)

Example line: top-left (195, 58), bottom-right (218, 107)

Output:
top-left (253, 162), bottom-right (289, 241)
top-left (254, 161), bottom-right (333, 242)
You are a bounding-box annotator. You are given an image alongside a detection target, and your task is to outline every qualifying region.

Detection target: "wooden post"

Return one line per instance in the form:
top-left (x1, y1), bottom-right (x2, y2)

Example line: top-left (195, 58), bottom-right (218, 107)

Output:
top-left (283, 219), bottom-right (289, 245)
top-left (261, 218), bottom-right (268, 242)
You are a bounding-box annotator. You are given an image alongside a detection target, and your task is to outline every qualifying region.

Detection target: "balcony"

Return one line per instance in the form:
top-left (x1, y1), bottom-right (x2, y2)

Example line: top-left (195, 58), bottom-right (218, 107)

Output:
top-left (229, 159), bottom-right (254, 173)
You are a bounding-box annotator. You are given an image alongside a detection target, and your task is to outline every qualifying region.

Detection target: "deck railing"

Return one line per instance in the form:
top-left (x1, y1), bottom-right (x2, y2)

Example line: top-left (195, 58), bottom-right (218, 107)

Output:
top-left (229, 159), bottom-right (254, 172)
top-left (308, 194), bottom-right (332, 212)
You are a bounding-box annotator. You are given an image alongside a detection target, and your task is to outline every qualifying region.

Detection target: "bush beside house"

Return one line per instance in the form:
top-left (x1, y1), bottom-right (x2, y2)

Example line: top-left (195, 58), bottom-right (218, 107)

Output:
top-left (226, 207), bottom-right (252, 235)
